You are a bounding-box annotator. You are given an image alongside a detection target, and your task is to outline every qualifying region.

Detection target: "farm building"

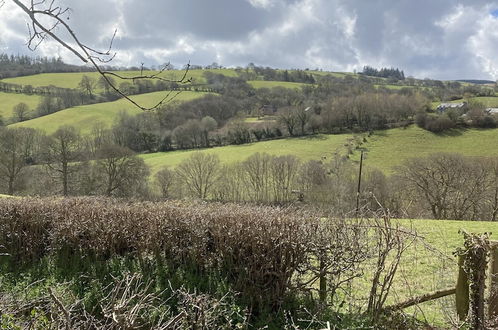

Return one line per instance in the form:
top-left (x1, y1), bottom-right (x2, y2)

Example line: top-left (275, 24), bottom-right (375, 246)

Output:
top-left (485, 108), bottom-right (498, 115)
top-left (436, 102), bottom-right (466, 113)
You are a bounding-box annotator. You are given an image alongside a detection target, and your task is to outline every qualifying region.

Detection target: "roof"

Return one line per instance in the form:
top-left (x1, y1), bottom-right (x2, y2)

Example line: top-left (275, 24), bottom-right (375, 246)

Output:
top-left (437, 103), bottom-right (466, 108)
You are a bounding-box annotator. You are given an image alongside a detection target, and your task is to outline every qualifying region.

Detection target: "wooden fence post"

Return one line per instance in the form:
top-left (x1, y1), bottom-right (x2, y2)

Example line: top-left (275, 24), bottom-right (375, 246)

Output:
top-left (489, 244), bottom-right (498, 322)
top-left (319, 257), bottom-right (327, 303)
top-left (456, 254), bottom-right (470, 322)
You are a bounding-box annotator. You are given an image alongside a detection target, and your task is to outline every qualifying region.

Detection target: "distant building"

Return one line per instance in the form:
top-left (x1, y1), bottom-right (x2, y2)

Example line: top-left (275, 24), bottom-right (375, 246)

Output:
top-left (259, 104), bottom-right (277, 116)
top-left (436, 102), bottom-right (466, 113)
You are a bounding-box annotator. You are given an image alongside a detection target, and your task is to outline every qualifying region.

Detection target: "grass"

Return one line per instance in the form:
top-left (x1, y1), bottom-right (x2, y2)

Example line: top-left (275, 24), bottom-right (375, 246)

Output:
top-left (0, 194), bottom-right (16, 198)
top-left (0, 92), bottom-right (41, 119)
top-left (2, 69), bottom-right (239, 89)
top-left (11, 91), bottom-right (209, 134)
top-left (141, 134), bottom-right (351, 175)
top-left (374, 84), bottom-right (415, 90)
top-left (248, 80), bottom-right (308, 89)
top-left (244, 116), bottom-right (277, 123)
top-left (386, 218), bottom-right (498, 325)
top-left (355, 125), bottom-right (498, 173)
top-left (431, 96), bottom-right (498, 109)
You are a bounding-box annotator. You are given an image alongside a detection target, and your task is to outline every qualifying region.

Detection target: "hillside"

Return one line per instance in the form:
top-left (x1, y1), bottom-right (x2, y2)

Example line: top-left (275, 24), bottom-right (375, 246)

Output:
top-left (141, 134), bottom-right (351, 174)
top-left (2, 69), bottom-right (239, 89)
top-left (12, 91), bottom-right (209, 134)
top-left (138, 125), bottom-right (498, 176)
top-left (355, 125), bottom-right (498, 172)
top-left (0, 92), bottom-right (41, 118)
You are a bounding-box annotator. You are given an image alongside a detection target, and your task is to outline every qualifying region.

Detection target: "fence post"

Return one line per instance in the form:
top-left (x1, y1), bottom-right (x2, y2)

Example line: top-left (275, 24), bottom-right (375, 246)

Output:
top-left (456, 254), bottom-right (470, 322)
top-left (489, 243), bottom-right (498, 321)
top-left (319, 257), bottom-right (327, 303)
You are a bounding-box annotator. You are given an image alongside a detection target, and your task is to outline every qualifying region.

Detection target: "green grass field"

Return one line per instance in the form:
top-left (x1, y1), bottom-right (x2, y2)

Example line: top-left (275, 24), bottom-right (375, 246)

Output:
top-left (141, 134), bottom-right (350, 175)
top-left (431, 96), bottom-right (498, 109)
top-left (248, 80), bottom-right (308, 89)
top-left (141, 124), bottom-right (498, 176)
top-left (11, 91), bottom-right (209, 134)
top-left (386, 218), bottom-right (498, 325)
top-left (0, 92), bottom-right (41, 119)
top-left (356, 125), bottom-right (498, 173)
top-left (244, 116), bottom-right (277, 123)
top-left (374, 84), bottom-right (416, 90)
top-left (2, 69), bottom-right (239, 89)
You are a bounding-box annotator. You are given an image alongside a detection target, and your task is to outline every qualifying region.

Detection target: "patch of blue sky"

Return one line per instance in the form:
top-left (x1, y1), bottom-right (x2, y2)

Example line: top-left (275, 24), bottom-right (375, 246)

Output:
top-left (491, 9), bottom-right (498, 17)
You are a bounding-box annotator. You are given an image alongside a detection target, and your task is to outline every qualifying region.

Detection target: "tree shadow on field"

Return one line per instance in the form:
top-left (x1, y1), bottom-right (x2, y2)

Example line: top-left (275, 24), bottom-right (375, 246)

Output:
top-left (435, 128), bottom-right (465, 137)
top-left (300, 134), bottom-right (327, 140)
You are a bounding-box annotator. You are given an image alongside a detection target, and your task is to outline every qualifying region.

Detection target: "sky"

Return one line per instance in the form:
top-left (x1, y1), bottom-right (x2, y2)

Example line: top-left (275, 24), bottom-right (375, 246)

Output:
top-left (1, 0), bottom-right (498, 80)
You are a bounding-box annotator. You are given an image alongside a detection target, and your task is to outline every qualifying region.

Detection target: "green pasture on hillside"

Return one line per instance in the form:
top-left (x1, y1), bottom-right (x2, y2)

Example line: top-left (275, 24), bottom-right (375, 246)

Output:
top-left (11, 91), bottom-right (209, 134)
top-left (0, 92), bottom-right (41, 119)
top-left (382, 219), bottom-right (498, 325)
top-left (374, 84), bottom-right (416, 90)
top-left (248, 80), bottom-right (308, 89)
top-left (141, 134), bottom-right (351, 175)
top-left (356, 125), bottom-right (498, 173)
top-left (2, 69), bottom-right (239, 90)
top-left (244, 116), bottom-right (277, 123)
top-left (431, 96), bottom-right (498, 109)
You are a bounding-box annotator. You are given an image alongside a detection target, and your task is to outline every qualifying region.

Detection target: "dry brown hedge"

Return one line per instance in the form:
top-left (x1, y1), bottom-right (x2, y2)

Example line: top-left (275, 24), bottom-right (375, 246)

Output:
top-left (0, 197), bottom-right (330, 309)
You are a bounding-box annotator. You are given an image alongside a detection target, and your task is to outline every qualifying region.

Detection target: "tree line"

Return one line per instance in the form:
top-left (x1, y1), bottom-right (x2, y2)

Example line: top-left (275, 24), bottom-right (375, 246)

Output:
top-left (360, 66), bottom-right (405, 81)
top-left (2, 125), bottom-right (498, 222)
top-left (0, 53), bottom-right (95, 79)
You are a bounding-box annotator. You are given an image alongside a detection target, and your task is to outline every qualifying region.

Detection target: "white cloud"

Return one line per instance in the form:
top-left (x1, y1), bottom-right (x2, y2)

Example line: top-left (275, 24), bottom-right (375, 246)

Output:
top-left (1, 0), bottom-right (498, 80)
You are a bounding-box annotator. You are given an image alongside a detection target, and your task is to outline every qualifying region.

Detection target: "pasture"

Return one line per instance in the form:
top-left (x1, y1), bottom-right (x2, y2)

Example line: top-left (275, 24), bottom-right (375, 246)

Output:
top-left (141, 134), bottom-right (351, 175)
top-left (356, 125), bottom-right (498, 173)
top-left (0, 92), bottom-right (41, 119)
top-left (248, 80), bottom-right (309, 89)
top-left (2, 69), bottom-right (239, 89)
top-left (11, 91), bottom-right (209, 134)
top-left (387, 218), bottom-right (498, 325)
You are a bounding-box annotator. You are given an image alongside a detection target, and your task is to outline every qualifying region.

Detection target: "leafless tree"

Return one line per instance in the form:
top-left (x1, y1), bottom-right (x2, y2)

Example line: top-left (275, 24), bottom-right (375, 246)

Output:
top-left (155, 167), bottom-right (174, 198)
top-left (5, 0), bottom-right (191, 111)
top-left (396, 153), bottom-right (491, 220)
top-left (175, 152), bottom-right (220, 199)
top-left (12, 102), bottom-right (30, 122)
top-left (42, 125), bottom-right (84, 196)
top-left (0, 127), bottom-right (37, 195)
top-left (77, 75), bottom-right (96, 98)
top-left (95, 144), bottom-right (149, 197)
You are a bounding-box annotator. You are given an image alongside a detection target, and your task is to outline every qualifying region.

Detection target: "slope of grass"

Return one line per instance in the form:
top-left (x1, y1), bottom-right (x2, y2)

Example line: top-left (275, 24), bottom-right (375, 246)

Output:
top-left (357, 125), bottom-right (498, 172)
top-left (248, 80), bottom-right (308, 89)
top-left (11, 91), bottom-right (209, 134)
top-left (2, 69), bottom-right (239, 89)
top-left (385, 218), bottom-right (498, 325)
top-left (141, 134), bottom-right (350, 174)
top-left (0, 92), bottom-right (41, 119)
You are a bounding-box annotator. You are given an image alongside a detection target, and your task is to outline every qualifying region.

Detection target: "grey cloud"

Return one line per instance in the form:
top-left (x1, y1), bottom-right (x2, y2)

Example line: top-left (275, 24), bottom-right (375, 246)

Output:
top-left (2, 0), bottom-right (498, 79)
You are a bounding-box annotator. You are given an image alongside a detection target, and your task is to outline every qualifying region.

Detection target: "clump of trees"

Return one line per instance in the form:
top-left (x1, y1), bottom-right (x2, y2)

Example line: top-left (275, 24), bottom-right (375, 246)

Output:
top-left (0, 53), bottom-right (95, 79)
top-left (0, 125), bottom-right (148, 198)
top-left (361, 66), bottom-right (405, 80)
top-left (416, 99), bottom-right (497, 133)
top-left (395, 153), bottom-right (498, 220)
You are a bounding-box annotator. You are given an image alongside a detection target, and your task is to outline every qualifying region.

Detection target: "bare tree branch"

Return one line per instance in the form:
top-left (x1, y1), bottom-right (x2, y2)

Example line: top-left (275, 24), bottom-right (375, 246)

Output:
top-left (9, 0), bottom-right (191, 111)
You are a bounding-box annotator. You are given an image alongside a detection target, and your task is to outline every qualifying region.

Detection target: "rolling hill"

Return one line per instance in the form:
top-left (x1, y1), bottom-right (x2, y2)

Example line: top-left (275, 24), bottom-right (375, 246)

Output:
top-left (2, 69), bottom-right (239, 89)
top-left (139, 125), bottom-right (498, 176)
top-left (141, 134), bottom-right (351, 175)
top-left (355, 125), bottom-right (498, 172)
top-left (11, 91), bottom-right (210, 134)
top-left (0, 92), bottom-right (41, 119)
